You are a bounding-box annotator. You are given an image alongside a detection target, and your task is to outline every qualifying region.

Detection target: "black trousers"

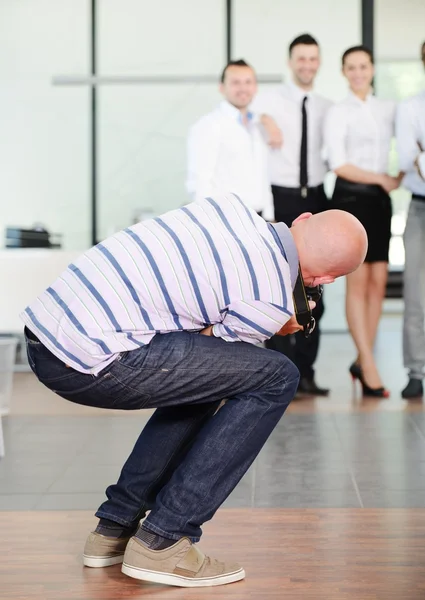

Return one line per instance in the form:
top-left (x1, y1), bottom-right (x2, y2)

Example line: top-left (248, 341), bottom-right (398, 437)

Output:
top-left (265, 184), bottom-right (328, 380)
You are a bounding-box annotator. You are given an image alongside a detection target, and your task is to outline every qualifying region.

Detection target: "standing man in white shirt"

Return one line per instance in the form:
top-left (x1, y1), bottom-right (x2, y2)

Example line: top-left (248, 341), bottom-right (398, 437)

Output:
top-left (186, 59), bottom-right (274, 221)
top-left (395, 46), bottom-right (425, 399)
top-left (252, 34), bottom-right (332, 396)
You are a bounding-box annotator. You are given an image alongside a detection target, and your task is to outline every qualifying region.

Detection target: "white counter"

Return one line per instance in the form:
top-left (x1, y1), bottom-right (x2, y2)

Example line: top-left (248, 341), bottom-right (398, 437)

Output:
top-left (0, 249), bottom-right (82, 333)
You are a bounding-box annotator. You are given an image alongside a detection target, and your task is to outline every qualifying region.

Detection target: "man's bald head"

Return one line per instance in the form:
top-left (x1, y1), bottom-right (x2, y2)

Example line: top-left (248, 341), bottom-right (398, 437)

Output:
top-left (289, 210), bottom-right (368, 286)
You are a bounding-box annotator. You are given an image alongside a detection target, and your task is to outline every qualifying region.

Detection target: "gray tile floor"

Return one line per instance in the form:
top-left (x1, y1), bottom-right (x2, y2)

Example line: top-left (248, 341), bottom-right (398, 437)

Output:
top-left (1, 411), bottom-right (425, 511)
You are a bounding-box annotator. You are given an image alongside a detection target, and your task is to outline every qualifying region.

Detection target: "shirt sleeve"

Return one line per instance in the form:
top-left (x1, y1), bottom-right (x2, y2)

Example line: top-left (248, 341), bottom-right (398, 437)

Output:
top-left (395, 101), bottom-right (421, 173)
top-left (186, 117), bottom-right (221, 202)
top-left (256, 124), bottom-right (274, 221)
top-left (212, 299), bottom-right (293, 345)
top-left (323, 106), bottom-right (348, 171)
top-left (249, 91), bottom-right (267, 116)
top-left (261, 186), bottom-right (275, 221)
top-left (249, 90), bottom-right (277, 119)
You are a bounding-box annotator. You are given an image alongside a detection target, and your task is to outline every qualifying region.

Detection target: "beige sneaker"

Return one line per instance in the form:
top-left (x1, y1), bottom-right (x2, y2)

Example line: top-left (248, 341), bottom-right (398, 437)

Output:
top-left (121, 536), bottom-right (245, 587)
top-left (83, 532), bottom-right (132, 567)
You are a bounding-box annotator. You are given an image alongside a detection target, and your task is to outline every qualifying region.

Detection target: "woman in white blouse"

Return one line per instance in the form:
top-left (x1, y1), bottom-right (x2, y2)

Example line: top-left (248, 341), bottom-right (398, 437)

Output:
top-left (324, 45), bottom-right (401, 397)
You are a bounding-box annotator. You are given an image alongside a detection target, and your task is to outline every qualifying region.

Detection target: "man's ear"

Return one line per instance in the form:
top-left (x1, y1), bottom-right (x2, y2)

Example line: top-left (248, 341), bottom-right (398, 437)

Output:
top-left (292, 212), bottom-right (312, 226)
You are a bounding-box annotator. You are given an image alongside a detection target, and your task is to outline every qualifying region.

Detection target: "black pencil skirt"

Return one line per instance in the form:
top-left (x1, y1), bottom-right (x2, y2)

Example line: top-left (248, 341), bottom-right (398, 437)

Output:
top-left (331, 177), bottom-right (392, 263)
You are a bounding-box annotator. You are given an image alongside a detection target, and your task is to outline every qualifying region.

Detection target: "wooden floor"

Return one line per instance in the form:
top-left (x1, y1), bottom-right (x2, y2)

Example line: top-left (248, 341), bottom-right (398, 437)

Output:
top-left (1, 509), bottom-right (424, 599)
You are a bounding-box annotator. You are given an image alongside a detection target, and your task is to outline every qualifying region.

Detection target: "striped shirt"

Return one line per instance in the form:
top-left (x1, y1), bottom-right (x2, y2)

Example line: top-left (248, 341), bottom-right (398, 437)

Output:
top-left (21, 194), bottom-right (298, 375)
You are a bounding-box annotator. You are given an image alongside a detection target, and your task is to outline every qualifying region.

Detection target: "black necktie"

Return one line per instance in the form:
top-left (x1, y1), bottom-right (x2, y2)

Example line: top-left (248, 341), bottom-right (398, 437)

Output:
top-left (300, 96), bottom-right (308, 196)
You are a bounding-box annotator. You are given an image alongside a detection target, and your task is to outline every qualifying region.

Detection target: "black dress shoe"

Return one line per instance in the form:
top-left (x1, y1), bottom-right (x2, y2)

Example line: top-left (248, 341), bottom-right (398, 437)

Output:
top-left (297, 377), bottom-right (329, 396)
top-left (401, 378), bottom-right (423, 399)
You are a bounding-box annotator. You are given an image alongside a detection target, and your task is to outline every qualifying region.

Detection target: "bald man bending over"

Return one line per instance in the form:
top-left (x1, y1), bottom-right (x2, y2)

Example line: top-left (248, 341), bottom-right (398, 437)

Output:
top-left (22, 194), bottom-right (367, 588)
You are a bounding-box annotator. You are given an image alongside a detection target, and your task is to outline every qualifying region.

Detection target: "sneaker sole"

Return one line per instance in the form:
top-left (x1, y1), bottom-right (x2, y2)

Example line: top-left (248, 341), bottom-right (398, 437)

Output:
top-left (83, 553), bottom-right (124, 568)
top-left (121, 563), bottom-right (245, 587)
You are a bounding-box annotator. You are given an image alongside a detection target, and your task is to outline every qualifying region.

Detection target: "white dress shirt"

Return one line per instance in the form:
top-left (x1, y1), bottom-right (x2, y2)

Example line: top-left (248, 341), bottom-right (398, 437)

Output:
top-left (324, 91), bottom-right (396, 173)
top-left (186, 100), bottom-right (274, 220)
top-left (396, 90), bottom-right (425, 195)
top-left (251, 80), bottom-right (332, 188)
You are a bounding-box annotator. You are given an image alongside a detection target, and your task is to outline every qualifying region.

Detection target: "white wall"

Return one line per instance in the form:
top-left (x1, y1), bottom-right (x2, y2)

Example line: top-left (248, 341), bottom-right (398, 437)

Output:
top-left (233, 0), bottom-right (361, 101)
top-left (375, 0), bottom-right (425, 61)
top-left (0, 0), bottom-right (90, 250)
top-left (98, 0), bottom-right (225, 76)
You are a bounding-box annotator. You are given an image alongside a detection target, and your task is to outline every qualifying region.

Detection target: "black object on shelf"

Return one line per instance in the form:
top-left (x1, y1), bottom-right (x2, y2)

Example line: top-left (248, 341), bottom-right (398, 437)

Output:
top-left (5, 226), bottom-right (62, 249)
top-left (385, 268), bottom-right (403, 299)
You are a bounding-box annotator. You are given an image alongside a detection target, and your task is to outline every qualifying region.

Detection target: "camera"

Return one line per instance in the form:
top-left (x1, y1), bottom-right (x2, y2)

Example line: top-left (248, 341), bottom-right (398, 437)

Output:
top-left (293, 271), bottom-right (322, 338)
top-left (305, 284), bottom-right (323, 304)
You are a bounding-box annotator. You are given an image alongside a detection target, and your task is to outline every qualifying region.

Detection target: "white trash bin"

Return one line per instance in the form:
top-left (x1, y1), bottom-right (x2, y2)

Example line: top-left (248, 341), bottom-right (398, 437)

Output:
top-left (0, 337), bottom-right (19, 415)
top-left (0, 337), bottom-right (18, 458)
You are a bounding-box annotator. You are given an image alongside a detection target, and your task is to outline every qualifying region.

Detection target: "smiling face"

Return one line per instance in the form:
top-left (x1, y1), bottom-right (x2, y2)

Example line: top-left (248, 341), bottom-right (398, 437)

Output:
top-left (219, 65), bottom-right (257, 110)
top-left (288, 43), bottom-right (320, 89)
top-left (342, 50), bottom-right (374, 96)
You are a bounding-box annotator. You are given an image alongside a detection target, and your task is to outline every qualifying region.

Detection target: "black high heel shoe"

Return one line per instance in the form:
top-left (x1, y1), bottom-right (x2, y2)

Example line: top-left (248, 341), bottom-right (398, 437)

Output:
top-left (350, 362), bottom-right (390, 397)
top-left (358, 372), bottom-right (390, 398)
top-left (349, 362), bottom-right (362, 381)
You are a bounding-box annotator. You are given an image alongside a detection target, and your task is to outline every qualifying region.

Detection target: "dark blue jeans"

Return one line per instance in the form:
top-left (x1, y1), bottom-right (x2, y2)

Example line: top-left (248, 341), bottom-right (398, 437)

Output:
top-left (26, 329), bottom-right (299, 542)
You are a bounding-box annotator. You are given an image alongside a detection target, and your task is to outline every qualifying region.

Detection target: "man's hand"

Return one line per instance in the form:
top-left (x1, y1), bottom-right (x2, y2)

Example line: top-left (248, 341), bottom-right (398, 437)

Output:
top-left (395, 171), bottom-right (405, 186)
top-left (275, 315), bottom-right (303, 336)
top-left (378, 174), bottom-right (400, 194)
top-left (260, 115), bottom-right (283, 149)
top-left (275, 301), bottom-right (316, 336)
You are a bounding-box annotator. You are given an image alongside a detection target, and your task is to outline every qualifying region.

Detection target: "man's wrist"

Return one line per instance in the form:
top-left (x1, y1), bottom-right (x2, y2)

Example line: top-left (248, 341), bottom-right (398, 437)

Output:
top-left (199, 325), bottom-right (214, 336)
top-left (374, 173), bottom-right (384, 186)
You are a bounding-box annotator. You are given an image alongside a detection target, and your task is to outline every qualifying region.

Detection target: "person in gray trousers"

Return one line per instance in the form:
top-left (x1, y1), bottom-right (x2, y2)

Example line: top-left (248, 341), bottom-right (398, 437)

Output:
top-left (395, 56), bottom-right (425, 399)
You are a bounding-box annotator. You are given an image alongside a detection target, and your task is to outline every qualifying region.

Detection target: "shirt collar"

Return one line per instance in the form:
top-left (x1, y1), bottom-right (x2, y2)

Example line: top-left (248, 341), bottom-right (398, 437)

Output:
top-left (347, 89), bottom-right (374, 104)
top-left (219, 100), bottom-right (255, 123)
top-left (287, 79), bottom-right (313, 102)
top-left (267, 222), bottom-right (299, 289)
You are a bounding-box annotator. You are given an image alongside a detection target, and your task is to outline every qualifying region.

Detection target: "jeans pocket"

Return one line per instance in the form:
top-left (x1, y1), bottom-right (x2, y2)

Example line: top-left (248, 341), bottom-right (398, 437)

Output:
top-left (113, 347), bottom-right (150, 371)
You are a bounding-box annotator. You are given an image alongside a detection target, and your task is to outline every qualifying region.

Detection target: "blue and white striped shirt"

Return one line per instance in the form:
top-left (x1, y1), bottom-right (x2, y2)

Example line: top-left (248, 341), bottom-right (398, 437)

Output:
top-left (21, 194), bottom-right (298, 374)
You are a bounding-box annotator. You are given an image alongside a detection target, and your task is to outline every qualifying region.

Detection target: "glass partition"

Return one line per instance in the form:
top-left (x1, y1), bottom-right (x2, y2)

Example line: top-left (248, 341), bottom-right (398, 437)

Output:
top-left (96, 0), bottom-right (226, 239)
top-left (375, 0), bottom-right (425, 270)
top-left (0, 0), bottom-right (90, 250)
top-left (98, 84), bottom-right (221, 239)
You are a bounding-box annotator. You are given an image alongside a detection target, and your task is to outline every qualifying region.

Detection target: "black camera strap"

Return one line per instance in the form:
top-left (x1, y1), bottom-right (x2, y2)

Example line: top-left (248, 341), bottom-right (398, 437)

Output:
top-left (267, 221), bottom-right (320, 338)
top-left (293, 266), bottom-right (316, 337)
